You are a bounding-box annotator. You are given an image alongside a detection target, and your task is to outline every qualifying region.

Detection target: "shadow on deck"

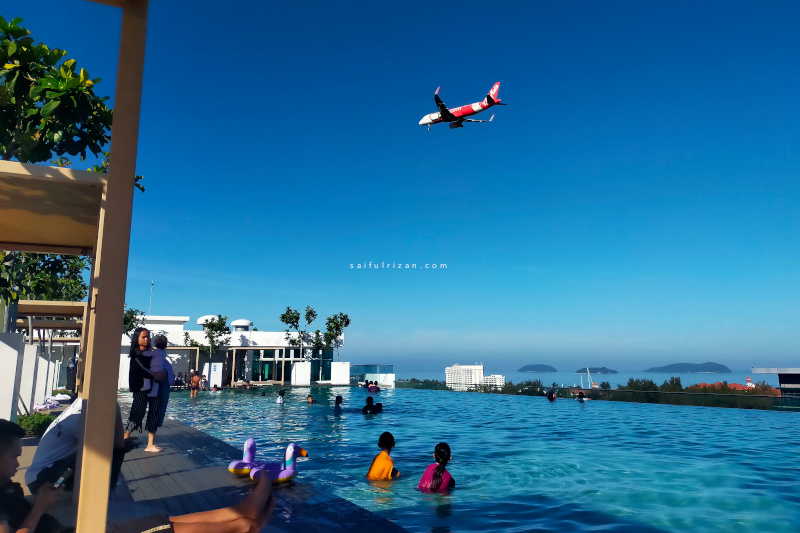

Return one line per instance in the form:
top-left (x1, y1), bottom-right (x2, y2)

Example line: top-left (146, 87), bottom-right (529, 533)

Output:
top-left (118, 420), bottom-right (406, 532)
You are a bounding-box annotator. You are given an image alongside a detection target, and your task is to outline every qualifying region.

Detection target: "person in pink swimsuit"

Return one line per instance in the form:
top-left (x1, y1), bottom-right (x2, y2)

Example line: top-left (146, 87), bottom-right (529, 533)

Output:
top-left (417, 442), bottom-right (455, 492)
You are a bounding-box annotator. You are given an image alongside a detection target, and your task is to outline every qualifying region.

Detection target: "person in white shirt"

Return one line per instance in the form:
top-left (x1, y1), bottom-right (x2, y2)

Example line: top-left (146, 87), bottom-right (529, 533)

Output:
top-left (25, 397), bottom-right (137, 494)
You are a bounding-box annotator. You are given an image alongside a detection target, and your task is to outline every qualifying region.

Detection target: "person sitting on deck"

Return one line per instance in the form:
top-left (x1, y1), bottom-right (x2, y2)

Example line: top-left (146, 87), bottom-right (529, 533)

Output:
top-left (366, 432), bottom-right (399, 480)
top-left (25, 398), bottom-right (137, 495)
top-left (1, 419), bottom-right (277, 533)
top-left (0, 420), bottom-right (66, 533)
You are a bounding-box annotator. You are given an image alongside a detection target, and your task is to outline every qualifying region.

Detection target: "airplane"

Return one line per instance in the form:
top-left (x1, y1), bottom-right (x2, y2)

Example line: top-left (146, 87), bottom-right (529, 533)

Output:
top-left (419, 82), bottom-right (506, 130)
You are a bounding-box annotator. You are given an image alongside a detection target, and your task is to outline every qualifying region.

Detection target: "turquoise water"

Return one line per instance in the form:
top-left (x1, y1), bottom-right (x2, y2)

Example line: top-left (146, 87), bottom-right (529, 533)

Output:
top-left (130, 387), bottom-right (800, 532)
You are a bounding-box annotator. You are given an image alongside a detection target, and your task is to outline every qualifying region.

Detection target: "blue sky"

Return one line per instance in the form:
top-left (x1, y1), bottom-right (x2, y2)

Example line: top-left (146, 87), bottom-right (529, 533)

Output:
top-left (7, 0), bottom-right (799, 373)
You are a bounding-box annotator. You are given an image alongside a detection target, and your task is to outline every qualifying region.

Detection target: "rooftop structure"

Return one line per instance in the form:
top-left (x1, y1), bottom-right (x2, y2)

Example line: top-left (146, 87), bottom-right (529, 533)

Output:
top-left (752, 368), bottom-right (800, 397)
top-left (121, 315), bottom-right (350, 388)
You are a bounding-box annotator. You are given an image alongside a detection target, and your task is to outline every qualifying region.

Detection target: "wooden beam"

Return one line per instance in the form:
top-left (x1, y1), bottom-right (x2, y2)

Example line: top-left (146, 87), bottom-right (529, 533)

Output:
top-left (0, 160), bottom-right (107, 185)
top-left (75, 0), bottom-right (149, 531)
top-left (18, 300), bottom-right (87, 318)
top-left (15, 319), bottom-right (83, 330)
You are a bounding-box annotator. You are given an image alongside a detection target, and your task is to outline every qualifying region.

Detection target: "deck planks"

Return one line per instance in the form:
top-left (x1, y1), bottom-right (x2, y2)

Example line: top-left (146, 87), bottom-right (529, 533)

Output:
top-left (118, 420), bottom-right (406, 532)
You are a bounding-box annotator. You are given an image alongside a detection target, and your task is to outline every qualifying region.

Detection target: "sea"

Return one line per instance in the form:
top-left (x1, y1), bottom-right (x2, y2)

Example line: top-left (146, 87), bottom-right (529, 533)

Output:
top-left (394, 368), bottom-right (780, 389)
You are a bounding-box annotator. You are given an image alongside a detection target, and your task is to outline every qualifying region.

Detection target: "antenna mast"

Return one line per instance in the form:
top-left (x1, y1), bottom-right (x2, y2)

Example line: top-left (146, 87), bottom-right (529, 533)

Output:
top-left (148, 277), bottom-right (154, 316)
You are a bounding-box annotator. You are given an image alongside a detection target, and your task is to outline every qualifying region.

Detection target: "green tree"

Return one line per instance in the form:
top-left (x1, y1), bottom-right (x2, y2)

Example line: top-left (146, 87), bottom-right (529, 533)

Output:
top-left (618, 378), bottom-right (659, 391)
top-left (1, 251), bottom-right (89, 332)
top-left (122, 307), bottom-right (144, 338)
top-left (184, 315), bottom-right (231, 370)
top-left (324, 312), bottom-right (351, 361)
top-left (279, 306), bottom-right (317, 360)
top-left (660, 376), bottom-right (683, 392)
top-left (1, 18), bottom-right (145, 333)
top-left (0, 16), bottom-right (111, 163)
top-left (599, 381), bottom-right (611, 390)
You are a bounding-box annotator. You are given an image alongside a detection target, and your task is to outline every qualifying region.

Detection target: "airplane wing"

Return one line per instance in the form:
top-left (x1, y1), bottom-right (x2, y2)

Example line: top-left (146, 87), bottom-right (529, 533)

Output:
top-left (462, 114), bottom-right (495, 123)
top-left (434, 89), bottom-right (457, 122)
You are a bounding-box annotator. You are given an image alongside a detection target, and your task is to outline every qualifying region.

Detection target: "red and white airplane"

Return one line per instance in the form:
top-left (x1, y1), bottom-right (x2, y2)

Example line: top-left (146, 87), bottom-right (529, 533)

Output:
top-left (419, 82), bottom-right (505, 130)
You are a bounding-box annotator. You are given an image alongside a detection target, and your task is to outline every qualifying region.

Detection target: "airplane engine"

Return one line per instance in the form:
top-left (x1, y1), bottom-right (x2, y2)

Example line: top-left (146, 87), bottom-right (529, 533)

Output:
top-left (449, 122), bottom-right (463, 129)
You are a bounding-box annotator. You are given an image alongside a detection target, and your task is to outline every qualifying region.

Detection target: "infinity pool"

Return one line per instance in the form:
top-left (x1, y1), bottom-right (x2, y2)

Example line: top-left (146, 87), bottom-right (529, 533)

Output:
top-left (123, 387), bottom-right (800, 532)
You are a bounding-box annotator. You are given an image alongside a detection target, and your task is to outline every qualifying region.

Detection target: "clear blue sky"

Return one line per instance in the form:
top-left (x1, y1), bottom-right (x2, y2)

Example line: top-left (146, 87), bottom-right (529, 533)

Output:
top-left (8, 0), bottom-right (799, 373)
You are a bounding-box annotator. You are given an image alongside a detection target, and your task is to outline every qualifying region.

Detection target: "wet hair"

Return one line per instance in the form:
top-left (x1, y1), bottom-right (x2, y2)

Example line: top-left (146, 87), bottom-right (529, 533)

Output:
top-left (378, 432), bottom-right (395, 450)
top-left (0, 419), bottom-right (25, 455)
top-left (335, 395), bottom-right (343, 405)
top-left (429, 442), bottom-right (451, 492)
top-left (129, 327), bottom-right (150, 357)
top-left (153, 335), bottom-right (168, 349)
top-left (365, 396), bottom-right (374, 405)
top-left (279, 390), bottom-right (285, 396)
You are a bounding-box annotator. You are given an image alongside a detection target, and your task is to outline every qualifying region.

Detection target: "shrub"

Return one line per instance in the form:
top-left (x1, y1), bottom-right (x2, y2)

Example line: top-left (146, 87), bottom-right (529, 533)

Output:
top-left (17, 413), bottom-right (56, 437)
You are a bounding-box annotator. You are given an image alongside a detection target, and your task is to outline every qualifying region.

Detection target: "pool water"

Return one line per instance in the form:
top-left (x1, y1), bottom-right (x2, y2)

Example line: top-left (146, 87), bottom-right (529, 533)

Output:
top-left (126, 387), bottom-right (800, 532)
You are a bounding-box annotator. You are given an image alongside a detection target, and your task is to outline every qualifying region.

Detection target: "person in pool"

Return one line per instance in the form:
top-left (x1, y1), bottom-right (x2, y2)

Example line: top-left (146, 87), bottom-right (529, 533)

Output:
top-left (334, 395), bottom-right (343, 415)
top-left (362, 397), bottom-right (382, 414)
top-left (307, 395), bottom-right (317, 404)
top-left (418, 442), bottom-right (455, 492)
top-left (276, 390), bottom-right (285, 404)
top-left (366, 432), bottom-right (399, 480)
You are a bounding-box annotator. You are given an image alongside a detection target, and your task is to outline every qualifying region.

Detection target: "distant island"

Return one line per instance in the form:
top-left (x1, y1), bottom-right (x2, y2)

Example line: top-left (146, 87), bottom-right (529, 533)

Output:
top-left (518, 364), bottom-right (557, 373)
top-left (645, 362), bottom-right (731, 373)
top-left (575, 367), bottom-right (617, 374)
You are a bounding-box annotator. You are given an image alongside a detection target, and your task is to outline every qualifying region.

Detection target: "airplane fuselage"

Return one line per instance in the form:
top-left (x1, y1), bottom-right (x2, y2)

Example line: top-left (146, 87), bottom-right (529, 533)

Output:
top-left (419, 101), bottom-right (490, 126)
top-left (419, 82), bottom-right (502, 127)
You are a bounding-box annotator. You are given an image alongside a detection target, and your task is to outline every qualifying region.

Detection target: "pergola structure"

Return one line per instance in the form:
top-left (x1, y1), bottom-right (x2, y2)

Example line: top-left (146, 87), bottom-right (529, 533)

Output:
top-left (0, 1), bottom-right (149, 531)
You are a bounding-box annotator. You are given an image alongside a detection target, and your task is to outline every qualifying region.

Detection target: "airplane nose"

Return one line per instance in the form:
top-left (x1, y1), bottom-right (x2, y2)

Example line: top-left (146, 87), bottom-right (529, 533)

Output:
top-left (419, 115), bottom-right (431, 125)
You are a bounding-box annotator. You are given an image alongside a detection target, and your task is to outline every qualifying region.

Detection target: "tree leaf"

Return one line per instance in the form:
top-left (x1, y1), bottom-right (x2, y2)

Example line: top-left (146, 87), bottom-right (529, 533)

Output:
top-left (7, 42), bottom-right (16, 57)
top-left (41, 99), bottom-right (60, 117)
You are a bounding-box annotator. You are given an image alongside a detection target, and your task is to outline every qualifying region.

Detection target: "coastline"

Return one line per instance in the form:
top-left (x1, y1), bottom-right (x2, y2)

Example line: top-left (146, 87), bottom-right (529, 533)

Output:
top-left (395, 368), bottom-right (780, 388)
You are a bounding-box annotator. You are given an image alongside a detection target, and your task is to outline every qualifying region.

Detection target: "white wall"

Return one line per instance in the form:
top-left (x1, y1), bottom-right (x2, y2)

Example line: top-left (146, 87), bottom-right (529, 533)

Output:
top-left (331, 362), bottom-right (350, 385)
top-left (291, 361), bottom-right (311, 386)
top-left (0, 334), bottom-right (25, 421)
top-left (365, 373), bottom-right (395, 388)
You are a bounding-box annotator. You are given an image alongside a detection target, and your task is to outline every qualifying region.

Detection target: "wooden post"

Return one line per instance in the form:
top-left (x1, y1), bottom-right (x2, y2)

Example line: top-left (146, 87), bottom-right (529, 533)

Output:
top-left (75, 1), bottom-right (148, 531)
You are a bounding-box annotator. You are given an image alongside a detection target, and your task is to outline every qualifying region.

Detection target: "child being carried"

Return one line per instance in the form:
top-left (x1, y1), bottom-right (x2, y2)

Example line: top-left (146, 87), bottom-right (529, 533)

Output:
top-left (142, 334), bottom-right (168, 397)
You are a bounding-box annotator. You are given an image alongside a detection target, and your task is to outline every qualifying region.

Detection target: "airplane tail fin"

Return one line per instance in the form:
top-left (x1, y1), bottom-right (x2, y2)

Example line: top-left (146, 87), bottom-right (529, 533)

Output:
top-left (485, 82), bottom-right (505, 106)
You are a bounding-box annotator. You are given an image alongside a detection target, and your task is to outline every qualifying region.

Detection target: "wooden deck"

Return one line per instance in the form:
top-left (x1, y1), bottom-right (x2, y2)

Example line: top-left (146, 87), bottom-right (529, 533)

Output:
top-left (116, 420), bottom-right (406, 532)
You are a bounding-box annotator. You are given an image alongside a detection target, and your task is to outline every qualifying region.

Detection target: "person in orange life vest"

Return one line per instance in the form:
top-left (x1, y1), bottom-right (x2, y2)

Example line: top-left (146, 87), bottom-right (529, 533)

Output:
top-left (366, 432), bottom-right (399, 480)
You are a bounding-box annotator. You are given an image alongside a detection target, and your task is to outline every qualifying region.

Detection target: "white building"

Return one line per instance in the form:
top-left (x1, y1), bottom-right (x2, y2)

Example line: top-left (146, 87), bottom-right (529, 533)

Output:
top-left (483, 374), bottom-right (506, 389)
top-left (445, 363), bottom-right (506, 391)
top-left (445, 363), bottom-right (484, 391)
top-left (119, 315), bottom-right (351, 389)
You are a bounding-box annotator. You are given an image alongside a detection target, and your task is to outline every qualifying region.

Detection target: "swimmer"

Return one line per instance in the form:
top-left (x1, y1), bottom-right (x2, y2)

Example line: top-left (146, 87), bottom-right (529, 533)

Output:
top-left (366, 432), bottom-right (400, 480)
top-left (577, 391), bottom-right (585, 402)
top-left (276, 390), bottom-right (285, 404)
top-left (334, 395), bottom-right (343, 415)
top-left (362, 396), bottom-right (382, 414)
top-left (547, 390), bottom-right (557, 402)
top-left (307, 395), bottom-right (317, 404)
top-left (418, 442), bottom-right (455, 492)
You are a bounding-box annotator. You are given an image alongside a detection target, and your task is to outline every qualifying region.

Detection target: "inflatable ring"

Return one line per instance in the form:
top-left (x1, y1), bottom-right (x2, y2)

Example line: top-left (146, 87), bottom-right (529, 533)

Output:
top-left (250, 442), bottom-right (308, 483)
top-left (228, 438), bottom-right (258, 476)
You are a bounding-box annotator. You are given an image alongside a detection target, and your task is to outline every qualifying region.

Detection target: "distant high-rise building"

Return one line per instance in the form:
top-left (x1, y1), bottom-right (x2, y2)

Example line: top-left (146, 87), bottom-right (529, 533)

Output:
top-left (445, 363), bottom-right (484, 391)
